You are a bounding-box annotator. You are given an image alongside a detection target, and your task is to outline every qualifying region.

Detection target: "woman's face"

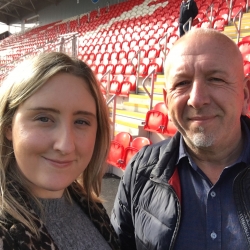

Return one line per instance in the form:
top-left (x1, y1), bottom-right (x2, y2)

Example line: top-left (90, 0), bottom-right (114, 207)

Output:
top-left (6, 73), bottom-right (98, 198)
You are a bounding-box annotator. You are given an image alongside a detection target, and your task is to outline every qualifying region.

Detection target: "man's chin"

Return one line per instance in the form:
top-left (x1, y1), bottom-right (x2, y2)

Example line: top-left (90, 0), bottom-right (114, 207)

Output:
top-left (190, 132), bottom-right (215, 148)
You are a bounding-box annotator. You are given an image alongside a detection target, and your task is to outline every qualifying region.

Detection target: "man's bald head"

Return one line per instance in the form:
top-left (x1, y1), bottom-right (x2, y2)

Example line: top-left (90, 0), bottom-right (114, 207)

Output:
top-left (165, 28), bottom-right (244, 79)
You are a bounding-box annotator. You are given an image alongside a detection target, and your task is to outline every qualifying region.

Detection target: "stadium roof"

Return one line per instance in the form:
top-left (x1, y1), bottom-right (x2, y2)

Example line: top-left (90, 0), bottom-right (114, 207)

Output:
top-left (0, 0), bottom-right (61, 25)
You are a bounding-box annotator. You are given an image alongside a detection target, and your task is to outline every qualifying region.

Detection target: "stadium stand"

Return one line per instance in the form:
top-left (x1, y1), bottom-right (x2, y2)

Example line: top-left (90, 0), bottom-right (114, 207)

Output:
top-left (1, 0), bottom-right (250, 175)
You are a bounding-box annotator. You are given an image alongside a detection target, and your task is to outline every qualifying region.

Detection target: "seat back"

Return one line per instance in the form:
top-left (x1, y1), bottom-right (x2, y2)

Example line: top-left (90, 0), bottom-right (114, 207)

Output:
top-left (213, 17), bottom-right (226, 31)
top-left (238, 41), bottom-right (250, 62)
top-left (154, 102), bottom-right (168, 115)
top-left (144, 110), bottom-right (168, 133)
top-left (107, 141), bottom-right (124, 168)
top-left (131, 137), bottom-right (151, 150)
top-left (120, 81), bottom-right (131, 97)
top-left (121, 147), bottom-right (139, 169)
top-left (109, 80), bottom-right (122, 95)
top-left (114, 131), bottom-right (132, 148)
top-left (244, 60), bottom-right (250, 76)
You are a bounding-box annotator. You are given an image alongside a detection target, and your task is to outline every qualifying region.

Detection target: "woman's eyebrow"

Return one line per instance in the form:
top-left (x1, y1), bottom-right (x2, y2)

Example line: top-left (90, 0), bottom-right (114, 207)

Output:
top-left (28, 107), bottom-right (96, 117)
top-left (27, 107), bottom-right (60, 113)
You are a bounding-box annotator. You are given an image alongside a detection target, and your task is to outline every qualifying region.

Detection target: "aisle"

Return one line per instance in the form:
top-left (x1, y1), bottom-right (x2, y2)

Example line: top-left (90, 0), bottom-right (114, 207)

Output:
top-left (101, 173), bottom-right (121, 217)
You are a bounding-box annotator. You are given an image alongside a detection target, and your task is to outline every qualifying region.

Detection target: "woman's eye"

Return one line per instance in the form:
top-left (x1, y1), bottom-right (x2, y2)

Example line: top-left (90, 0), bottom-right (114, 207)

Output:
top-left (38, 117), bottom-right (50, 122)
top-left (75, 120), bottom-right (89, 125)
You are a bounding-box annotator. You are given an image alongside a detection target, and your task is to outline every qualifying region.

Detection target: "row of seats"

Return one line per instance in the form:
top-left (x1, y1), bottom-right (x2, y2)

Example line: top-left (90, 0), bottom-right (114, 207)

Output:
top-left (107, 132), bottom-right (152, 169)
top-left (143, 102), bottom-right (177, 136)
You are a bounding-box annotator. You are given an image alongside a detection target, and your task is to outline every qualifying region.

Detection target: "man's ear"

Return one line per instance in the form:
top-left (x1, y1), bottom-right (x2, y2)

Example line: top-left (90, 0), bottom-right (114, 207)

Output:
top-left (163, 88), bottom-right (168, 110)
top-left (163, 87), bottom-right (171, 120)
top-left (5, 125), bottom-right (13, 141)
top-left (242, 77), bottom-right (250, 115)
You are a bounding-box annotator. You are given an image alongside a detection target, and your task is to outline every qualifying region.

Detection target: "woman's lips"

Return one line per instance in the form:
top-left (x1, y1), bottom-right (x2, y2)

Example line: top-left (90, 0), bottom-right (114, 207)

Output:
top-left (43, 157), bottom-right (75, 168)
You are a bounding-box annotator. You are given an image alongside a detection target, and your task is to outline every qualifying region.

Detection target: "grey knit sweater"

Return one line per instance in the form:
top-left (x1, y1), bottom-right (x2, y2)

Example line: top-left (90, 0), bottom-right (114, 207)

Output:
top-left (30, 196), bottom-right (111, 250)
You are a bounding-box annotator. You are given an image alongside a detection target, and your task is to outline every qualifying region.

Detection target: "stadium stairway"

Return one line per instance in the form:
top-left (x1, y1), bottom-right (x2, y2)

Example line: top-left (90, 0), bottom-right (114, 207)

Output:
top-left (113, 74), bottom-right (166, 143)
top-left (223, 11), bottom-right (250, 41)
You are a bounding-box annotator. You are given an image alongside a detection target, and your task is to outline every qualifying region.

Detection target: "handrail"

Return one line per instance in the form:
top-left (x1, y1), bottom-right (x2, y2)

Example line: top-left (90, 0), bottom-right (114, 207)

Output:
top-left (100, 69), bottom-right (111, 95)
top-left (204, 4), bottom-right (214, 27)
top-left (131, 48), bottom-right (142, 95)
top-left (0, 32), bottom-right (79, 75)
top-left (106, 94), bottom-right (117, 138)
top-left (183, 17), bottom-right (192, 34)
top-left (142, 69), bottom-right (156, 111)
top-left (233, 7), bottom-right (243, 44)
top-left (158, 32), bottom-right (168, 67)
top-left (228, 0), bottom-right (234, 23)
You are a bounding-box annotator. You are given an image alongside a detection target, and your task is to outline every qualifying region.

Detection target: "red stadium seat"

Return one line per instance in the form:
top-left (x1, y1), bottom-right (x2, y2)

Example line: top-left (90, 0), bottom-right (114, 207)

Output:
top-left (144, 110), bottom-right (168, 133)
top-left (107, 141), bottom-right (124, 168)
top-left (114, 131), bottom-right (132, 148)
top-left (106, 63), bottom-right (115, 74)
top-left (244, 60), bottom-right (250, 76)
top-left (95, 52), bottom-right (103, 63)
top-left (109, 80), bottom-right (122, 95)
top-left (131, 137), bottom-right (151, 150)
top-left (138, 63), bottom-right (148, 77)
top-left (154, 102), bottom-right (168, 115)
top-left (234, 0), bottom-right (246, 12)
top-left (113, 74), bottom-right (124, 83)
top-left (124, 63), bottom-right (136, 75)
top-left (110, 51), bottom-right (118, 61)
top-left (120, 146), bottom-right (138, 169)
top-left (199, 20), bottom-right (211, 28)
top-left (114, 63), bottom-right (125, 74)
top-left (97, 64), bottom-right (107, 74)
top-left (138, 38), bottom-right (147, 47)
top-left (102, 52), bottom-right (110, 62)
top-left (238, 41), bottom-right (250, 62)
top-left (230, 5), bottom-right (243, 19)
top-left (118, 50), bottom-right (127, 61)
top-left (127, 50), bottom-right (137, 61)
top-left (119, 81), bottom-right (131, 97)
top-left (212, 17), bottom-right (226, 31)
top-left (163, 119), bottom-right (178, 137)
top-left (90, 64), bottom-right (98, 73)
top-left (147, 47), bottom-right (160, 59)
top-left (123, 75), bottom-right (136, 91)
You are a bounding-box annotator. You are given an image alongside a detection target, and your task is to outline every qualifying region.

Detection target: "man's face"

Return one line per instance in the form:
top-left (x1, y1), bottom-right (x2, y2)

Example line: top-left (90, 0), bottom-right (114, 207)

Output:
top-left (164, 34), bottom-right (249, 150)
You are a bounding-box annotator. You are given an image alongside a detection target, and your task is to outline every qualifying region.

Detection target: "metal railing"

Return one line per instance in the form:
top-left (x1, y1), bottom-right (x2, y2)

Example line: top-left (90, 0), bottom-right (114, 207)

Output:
top-left (233, 7), bottom-right (243, 44)
top-left (100, 69), bottom-right (112, 96)
top-left (142, 69), bottom-right (156, 111)
top-left (158, 32), bottom-right (169, 67)
top-left (0, 32), bottom-right (79, 83)
top-left (107, 94), bottom-right (117, 139)
top-left (183, 17), bottom-right (193, 34)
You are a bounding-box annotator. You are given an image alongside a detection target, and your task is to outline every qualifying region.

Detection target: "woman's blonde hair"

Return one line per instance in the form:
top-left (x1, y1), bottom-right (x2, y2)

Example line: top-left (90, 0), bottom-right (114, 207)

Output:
top-left (0, 52), bottom-right (111, 236)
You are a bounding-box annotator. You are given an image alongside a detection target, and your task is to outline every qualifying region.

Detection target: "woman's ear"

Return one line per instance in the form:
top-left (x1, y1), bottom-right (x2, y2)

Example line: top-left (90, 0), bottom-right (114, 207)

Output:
top-left (5, 125), bottom-right (13, 141)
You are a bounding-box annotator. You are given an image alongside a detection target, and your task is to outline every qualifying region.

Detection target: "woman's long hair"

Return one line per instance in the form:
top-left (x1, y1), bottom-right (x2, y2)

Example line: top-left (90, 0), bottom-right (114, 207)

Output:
top-left (0, 52), bottom-right (111, 237)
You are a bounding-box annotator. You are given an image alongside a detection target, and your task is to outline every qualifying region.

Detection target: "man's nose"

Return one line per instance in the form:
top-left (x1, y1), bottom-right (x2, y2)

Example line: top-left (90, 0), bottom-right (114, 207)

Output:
top-left (187, 80), bottom-right (210, 109)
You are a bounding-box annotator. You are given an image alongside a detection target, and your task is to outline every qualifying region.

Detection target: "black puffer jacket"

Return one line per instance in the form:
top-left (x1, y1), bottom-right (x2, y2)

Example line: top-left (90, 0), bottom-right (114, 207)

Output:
top-left (111, 116), bottom-right (250, 250)
top-left (179, 0), bottom-right (198, 24)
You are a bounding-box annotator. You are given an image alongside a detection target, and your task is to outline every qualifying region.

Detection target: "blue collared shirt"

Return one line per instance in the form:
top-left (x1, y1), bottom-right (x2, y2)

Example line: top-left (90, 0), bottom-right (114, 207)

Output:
top-left (173, 119), bottom-right (250, 250)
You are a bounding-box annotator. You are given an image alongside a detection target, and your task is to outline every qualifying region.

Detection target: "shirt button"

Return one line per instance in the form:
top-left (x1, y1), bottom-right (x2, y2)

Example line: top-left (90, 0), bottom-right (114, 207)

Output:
top-left (210, 191), bottom-right (216, 197)
top-left (211, 232), bottom-right (217, 240)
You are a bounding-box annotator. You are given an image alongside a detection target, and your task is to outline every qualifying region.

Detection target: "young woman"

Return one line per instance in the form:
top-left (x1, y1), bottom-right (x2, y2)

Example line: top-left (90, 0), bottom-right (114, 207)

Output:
top-left (0, 52), bottom-right (120, 249)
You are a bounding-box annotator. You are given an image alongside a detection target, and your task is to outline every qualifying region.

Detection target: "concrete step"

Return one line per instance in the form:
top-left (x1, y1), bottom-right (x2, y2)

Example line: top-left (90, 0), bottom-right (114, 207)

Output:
top-left (112, 74), bottom-right (166, 137)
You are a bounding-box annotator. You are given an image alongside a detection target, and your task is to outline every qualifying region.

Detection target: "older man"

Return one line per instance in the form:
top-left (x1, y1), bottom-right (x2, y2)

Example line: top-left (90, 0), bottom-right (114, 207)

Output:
top-left (111, 29), bottom-right (250, 250)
